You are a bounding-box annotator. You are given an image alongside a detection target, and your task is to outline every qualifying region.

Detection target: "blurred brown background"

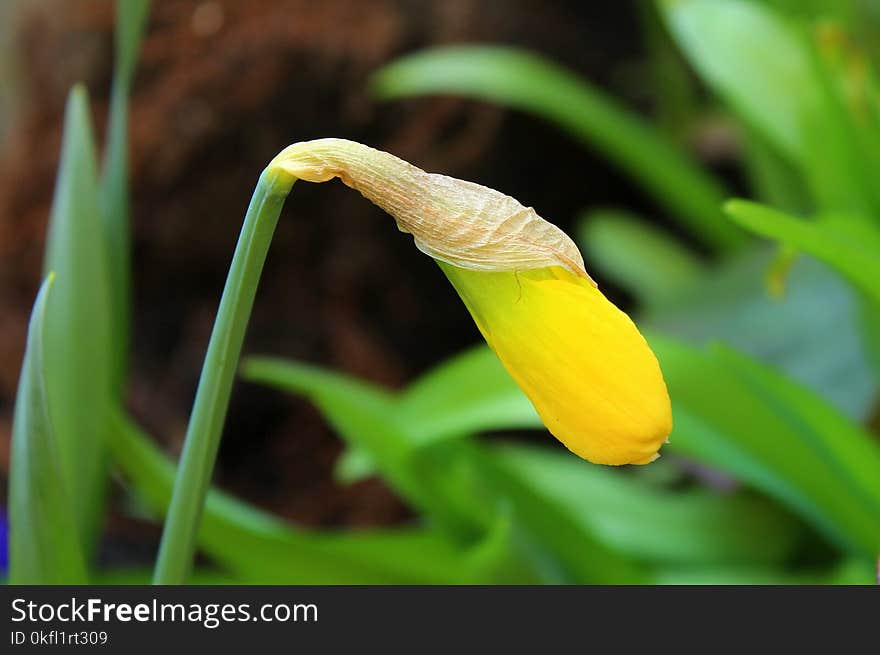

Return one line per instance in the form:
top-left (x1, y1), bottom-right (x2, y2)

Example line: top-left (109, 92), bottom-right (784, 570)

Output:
top-left (0, 0), bottom-right (656, 564)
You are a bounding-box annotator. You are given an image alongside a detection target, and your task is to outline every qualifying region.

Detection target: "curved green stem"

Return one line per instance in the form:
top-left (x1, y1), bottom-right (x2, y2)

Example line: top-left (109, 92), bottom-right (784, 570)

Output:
top-left (153, 167), bottom-right (295, 584)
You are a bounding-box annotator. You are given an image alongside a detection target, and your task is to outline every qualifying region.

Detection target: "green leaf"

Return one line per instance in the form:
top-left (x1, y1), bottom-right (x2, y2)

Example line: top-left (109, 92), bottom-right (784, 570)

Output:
top-left (578, 209), bottom-right (706, 308)
top-left (716, 345), bottom-right (880, 515)
top-left (109, 409), bottom-right (524, 583)
top-left (240, 356), bottom-right (484, 534)
top-left (651, 335), bottom-right (880, 556)
top-left (241, 358), bottom-right (392, 485)
top-left (638, 0), bottom-right (701, 138)
top-left (241, 356), bottom-right (397, 425)
top-left (739, 123), bottom-right (809, 214)
top-left (333, 444), bottom-right (378, 485)
top-left (724, 200), bottom-right (880, 305)
top-left (859, 297), bottom-right (880, 382)
top-left (240, 357), bottom-right (408, 470)
top-left (100, 0), bottom-right (150, 390)
top-left (809, 19), bottom-right (880, 214)
top-left (643, 246), bottom-right (877, 419)
top-left (113, 0), bottom-right (150, 82)
top-left (661, 0), bottom-right (820, 162)
top-left (655, 557), bottom-right (877, 584)
top-left (767, 0), bottom-right (858, 23)
top-left (476, 445), bottom-right (648, 584)
top-left (42, 86), bottom-right (113, 559)
top-left (660, 0), bottom-right (874, 214)
top-left (486, 443), bottom-right (803, 567)
top-left (371, 45), bottom-right (743, 251)
top-left (9, 275), bottom-right (88, 584)
top-left (397, 346), bottom-right (540, 442)
top-left (210, 516), bottom-right (517, 585)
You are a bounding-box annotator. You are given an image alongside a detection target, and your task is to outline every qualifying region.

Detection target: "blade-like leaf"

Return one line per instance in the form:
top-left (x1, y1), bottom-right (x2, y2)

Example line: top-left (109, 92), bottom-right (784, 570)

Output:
top-left (100, 0), bottom-right (150, 390)
top-left (240, 356), bottom-right (484, 534)
top-left (371, 45), bottom-right (742, 251)
top-left (660, 0), bottom-right (874, 214)
top-left (725, 199), bottom-right (880, 305)
top-left (475, 445), bottom-right (648, 584)
top-left (333, 444), bottom-right (378, 485)
top-left (113, 0), bottom-right (150, 83)
top-left (9, 275), bottom-right (88, 584)
top-left (651, 335), bottom-right (880, 556)
top-left (397, 347), bottom-right (540, 442)
top-left (643, 245), bottom-right (877, 419)
top-left (661, 0), bottom-right (819, 162)
top-left (578, 209), bottom-right (706, 308)
top-left (241, 356), bottom-right (397, 422)
top-left (655, 558), bottom-right (876, 585)
top-left (486, 443), bottom-right (803, 567)
top-left (42, 86), bottom-right (113, 559)
top-left (860, 298), bottom-right (880, 383)
top-left (239, 357), bottom-right (409, 474)
top-left (109, 409), bottom-right (526, 583)
top-left (739, 123), bottom-right (809, 214)
top-left (716, 344), bottom-right (880, 516)
top-left (767, 0), bottom-right (859, 24)
top-left (638, 0), bottom-right (700, 138)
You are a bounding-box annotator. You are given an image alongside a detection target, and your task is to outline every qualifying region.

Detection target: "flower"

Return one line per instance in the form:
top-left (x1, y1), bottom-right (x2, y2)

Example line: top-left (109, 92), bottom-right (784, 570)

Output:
top-left (269, 139), bottom-right (672, 464)
top-left (441, 265), bottom-right (670, 464)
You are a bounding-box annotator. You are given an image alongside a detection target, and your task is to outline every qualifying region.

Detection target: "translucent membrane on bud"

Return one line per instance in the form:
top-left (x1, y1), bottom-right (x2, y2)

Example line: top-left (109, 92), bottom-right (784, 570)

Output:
top-left (270, 138), bottom-right (591, 280)
top-left (269, 138), bottom-right (672, 464)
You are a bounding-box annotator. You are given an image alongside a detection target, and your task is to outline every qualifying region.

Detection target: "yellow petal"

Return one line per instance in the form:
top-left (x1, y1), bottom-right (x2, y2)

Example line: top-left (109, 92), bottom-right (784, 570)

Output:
top-left (441, 263), bottom-right (672, 465)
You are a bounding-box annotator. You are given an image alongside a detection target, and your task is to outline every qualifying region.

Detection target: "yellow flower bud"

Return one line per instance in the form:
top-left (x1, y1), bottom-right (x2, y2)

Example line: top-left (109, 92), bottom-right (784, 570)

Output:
top-left (441, 264), bottom-right (671, 464)
top-left (269, 139), bottom-right (672, 464)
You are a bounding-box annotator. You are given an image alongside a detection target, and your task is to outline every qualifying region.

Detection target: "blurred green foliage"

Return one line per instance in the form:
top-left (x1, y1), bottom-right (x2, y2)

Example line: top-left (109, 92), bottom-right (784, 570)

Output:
top-left (101, 0), bottom-right (150, 392)
top-left (41, 87), bottom-right (112, 560)
top-left (7, 0), bottom-right (880, 585)
top-left (9, 275), bottom-right (88, 584)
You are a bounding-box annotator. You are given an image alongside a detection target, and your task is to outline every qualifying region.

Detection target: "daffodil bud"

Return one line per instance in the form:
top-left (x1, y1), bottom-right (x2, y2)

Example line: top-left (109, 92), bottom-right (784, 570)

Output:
top-left (269, 138), bottom-right (672, 465)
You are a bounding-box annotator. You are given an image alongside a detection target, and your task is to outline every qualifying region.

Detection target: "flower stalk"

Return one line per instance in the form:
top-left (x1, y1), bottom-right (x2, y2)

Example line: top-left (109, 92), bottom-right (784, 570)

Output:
top-left (152, 167), bottom-right (294, 584)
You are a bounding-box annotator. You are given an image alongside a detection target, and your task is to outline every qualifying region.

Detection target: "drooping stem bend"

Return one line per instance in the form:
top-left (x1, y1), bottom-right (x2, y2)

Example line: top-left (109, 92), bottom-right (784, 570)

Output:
top-left (152, 166), bottom-right (295, 584)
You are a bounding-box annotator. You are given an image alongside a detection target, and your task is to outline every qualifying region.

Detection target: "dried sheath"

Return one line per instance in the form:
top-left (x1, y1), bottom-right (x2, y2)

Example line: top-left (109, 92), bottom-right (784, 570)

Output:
top-left (269, 138), bottom-right (592, 282)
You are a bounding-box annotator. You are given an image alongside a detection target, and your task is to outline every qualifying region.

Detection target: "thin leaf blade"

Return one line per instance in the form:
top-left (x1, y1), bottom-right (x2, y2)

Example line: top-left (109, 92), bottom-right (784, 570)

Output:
top-left (42, 86), bottom-right (114, 559)
top-left (578, 209), bottom-right (706, 308)
top-left (660, 0), bottom-right (874, 214)
top-left (486, 443), bottom-right (803, 567)
top-left (9, 275), bottom-right (88, 584)
top-left (100, 0), bottom-right (150, 389)
top-left (724, 199), bottom-right (880, 305)
top-left (109, 410), bottom-right (528, 583)
top-left (651, 334), bottom-right (880, 555)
